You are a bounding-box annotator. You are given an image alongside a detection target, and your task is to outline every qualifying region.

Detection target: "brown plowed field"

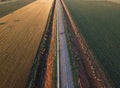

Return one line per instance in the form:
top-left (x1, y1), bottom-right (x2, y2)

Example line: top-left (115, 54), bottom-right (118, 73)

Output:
top-left (0, 0), bottom-right (53, 88)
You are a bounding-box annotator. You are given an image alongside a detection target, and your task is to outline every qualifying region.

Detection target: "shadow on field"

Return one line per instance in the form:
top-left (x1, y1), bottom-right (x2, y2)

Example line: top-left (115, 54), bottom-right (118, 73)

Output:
top-left (0, 0), bottom-right (36, 18)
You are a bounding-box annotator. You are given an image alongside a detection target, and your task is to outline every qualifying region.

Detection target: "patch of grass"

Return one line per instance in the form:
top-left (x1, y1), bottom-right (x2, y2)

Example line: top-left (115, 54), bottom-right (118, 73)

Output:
top-left (0, 0), bottom-right (36, 18)
top-left (63, 0), bottom-right (120, 88)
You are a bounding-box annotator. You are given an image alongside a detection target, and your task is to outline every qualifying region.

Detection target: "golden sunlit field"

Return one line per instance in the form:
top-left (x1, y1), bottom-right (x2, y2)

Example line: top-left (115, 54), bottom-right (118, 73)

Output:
top-left (0, 0), bottom-right (53, 87)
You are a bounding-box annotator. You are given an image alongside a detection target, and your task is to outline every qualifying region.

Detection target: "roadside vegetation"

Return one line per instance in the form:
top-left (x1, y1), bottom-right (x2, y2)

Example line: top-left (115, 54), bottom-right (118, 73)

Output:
top-left (63, 0), bottom-right (120, 88)
top-left (0, 0), bottom-right (36, 18)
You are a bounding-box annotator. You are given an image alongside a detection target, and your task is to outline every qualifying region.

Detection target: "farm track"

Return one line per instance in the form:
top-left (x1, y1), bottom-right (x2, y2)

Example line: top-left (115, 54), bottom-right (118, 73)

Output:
top-left (61, 0), bottom-right (111, 88)
top-left (57, 0), bottom-right (74, 88)
top-left (0, 0), bottom-right (53, 88)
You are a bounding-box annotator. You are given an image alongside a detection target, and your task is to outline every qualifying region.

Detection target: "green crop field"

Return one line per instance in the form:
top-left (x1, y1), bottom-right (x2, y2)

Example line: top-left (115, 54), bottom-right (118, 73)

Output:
top-left (0, 0), bottom-right (36, 18)
top-left (63, 0), bottom-right (120, 88)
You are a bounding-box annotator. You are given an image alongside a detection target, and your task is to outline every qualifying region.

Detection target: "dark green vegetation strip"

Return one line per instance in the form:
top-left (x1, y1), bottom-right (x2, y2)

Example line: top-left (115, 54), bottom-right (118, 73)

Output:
top-left (63, 0), bottom-right (120, 88)
top-left (0, 0), bottom-right (36, 18)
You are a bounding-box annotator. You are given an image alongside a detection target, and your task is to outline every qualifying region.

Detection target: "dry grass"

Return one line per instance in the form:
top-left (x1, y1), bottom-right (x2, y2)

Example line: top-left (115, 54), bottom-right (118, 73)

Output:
top-left (0, 0), bottom-right (53, 88)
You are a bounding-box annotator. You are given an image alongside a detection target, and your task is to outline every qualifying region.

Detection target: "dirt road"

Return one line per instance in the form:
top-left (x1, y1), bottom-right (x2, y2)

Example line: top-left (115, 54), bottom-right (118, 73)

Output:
top-left (57, 0), bottom-right (74, 88)
top-left (0, 0), bottom-right (53, 88)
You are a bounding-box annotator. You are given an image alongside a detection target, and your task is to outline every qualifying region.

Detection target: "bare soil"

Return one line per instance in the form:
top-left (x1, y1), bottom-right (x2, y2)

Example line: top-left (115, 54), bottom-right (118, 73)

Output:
top-left (0, 0), bottom-right (53, 88)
